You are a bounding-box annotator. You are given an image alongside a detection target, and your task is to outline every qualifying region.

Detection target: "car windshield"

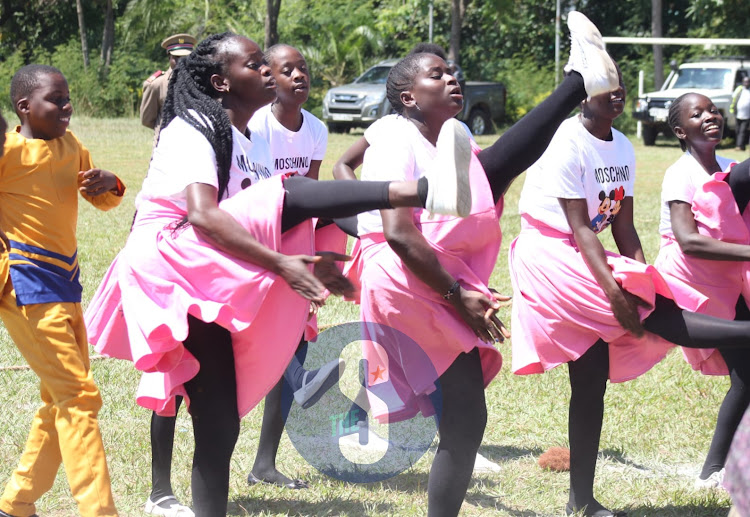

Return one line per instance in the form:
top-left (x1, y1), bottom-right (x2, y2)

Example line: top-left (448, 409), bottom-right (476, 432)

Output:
top-left (355, 66), bottom-right (392, 84)
top-left (671, 68), bottom-right (732, 90)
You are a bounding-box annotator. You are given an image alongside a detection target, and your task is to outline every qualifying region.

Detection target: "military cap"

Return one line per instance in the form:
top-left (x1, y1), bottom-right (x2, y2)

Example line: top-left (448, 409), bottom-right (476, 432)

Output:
top-left (161, 33), bottom-right (197, 57)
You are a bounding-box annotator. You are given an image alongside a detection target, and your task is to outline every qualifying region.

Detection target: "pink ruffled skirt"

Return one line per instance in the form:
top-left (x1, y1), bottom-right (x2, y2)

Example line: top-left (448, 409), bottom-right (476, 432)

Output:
top-left (86, 176), bottom-right (313, 416)
top-left (509, 215), bottom-right (707, 382)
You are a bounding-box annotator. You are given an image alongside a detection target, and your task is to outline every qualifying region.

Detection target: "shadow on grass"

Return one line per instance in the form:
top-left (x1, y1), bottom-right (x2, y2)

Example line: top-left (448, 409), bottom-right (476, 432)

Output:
top-left (599, 448), bottom-right (649, 471)
top-left (479, 444), bottom-right (545, 462)
top-left (622, 502), bottom-right (729, 516)
top-left (470, 501), bottom-right (541, 517)
top-left (229, 495), bottom-right (394, 515)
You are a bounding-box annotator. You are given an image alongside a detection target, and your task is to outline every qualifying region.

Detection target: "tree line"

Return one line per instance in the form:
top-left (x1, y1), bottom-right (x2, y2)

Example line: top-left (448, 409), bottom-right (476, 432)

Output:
top-left (0, 0), bottom-right (748, 123)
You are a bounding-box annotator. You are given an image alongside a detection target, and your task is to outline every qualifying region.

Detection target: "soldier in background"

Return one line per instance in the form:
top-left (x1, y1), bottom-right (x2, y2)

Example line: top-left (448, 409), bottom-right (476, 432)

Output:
top-left (140, 33), bottom-right (197, 143)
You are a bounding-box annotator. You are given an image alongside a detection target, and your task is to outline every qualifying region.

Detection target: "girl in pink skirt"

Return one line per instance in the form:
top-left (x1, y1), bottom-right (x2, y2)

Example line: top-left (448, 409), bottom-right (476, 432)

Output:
top-left (654, 92), bottom-right (750, 489)
top-left (85, 32), bottom-right (469, 516)
top-left (339, 11), bottom-right (621, 517)
top-left (510, 71), bottom-right (750, 515)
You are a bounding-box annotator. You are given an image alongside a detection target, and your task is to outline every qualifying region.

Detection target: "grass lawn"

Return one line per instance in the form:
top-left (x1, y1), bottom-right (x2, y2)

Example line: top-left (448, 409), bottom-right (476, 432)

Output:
top-left (0, 117), bottom-right (747, 516)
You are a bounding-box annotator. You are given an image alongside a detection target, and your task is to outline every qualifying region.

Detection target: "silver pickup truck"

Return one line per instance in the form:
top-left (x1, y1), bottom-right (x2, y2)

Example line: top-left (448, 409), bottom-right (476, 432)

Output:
top-left (632, 58), bottom-right (749, 145)
top-left (322, 58), bottom-right (506, 135)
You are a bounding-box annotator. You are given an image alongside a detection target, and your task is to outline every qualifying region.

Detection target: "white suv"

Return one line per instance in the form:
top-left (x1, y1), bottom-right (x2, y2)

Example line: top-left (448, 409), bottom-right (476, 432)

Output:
top-left (632, 58), bottom-right (749, 145)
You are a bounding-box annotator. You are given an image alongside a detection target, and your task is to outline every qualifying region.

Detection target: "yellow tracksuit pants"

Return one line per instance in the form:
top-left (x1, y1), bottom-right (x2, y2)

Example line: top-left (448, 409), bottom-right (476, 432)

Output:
top-left (0, 280), bottom-right (117, 517)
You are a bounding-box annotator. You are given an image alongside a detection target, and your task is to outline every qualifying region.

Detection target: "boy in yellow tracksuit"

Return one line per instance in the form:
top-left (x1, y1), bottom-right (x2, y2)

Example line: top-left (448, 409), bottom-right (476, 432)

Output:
top-left (0, 64), bottom-right (125, 517)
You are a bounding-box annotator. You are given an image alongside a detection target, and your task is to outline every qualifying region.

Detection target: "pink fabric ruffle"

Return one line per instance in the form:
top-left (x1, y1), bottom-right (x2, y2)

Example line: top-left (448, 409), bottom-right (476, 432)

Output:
top-left (655, 169), bottom-right (749, 375)
top-left (86, 176), bottom-right (312, 416)
top-left (346, 145), bottom-right (504, 423)
top-left (510, 215), bottom-right (708, 382)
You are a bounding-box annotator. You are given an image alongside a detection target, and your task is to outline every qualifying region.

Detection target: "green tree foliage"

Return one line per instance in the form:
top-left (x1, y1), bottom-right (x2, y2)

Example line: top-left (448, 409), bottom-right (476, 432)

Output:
top-left (0, 0), bottom-right (746, 121)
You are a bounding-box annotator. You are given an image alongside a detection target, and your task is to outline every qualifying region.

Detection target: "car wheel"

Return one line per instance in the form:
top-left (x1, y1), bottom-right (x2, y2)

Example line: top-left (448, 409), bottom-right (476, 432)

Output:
top-left (468, 109), bottom-right (492, 136)
top-left (642, 125), bottom-right (657, 146)
top-left (328, 123), bottom-right (349, 134)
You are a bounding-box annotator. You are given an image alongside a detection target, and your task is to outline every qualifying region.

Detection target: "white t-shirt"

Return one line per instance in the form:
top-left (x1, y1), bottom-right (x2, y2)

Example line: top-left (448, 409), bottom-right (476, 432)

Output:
top-left (737, 88), bottom-right (750, 120)
top-left (658, 152), bottom-right (735, 237)
top-left (357, 115), bottom-right (473, 235)
top-left (365, 114), bottom-right (473, 147)
top-left (136, 114), bottom-right (274, 211)
top-left (247, 104), bottom-right (328, 177)
top-left (518, 116), bottom-right (636, 235)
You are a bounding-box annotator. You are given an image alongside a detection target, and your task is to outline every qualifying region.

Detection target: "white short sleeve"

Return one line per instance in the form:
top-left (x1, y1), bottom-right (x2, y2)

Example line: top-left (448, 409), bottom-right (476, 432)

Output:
top-left (534, 132), bottom-right (586, 200)
top-left (307, 110), bottom-right (328, 161)
top-left (659, 153), bottom-right (735, 236)
top-left (136, 117), bottom-right (219, 210)
top-left (357, 124), bottom-right (419, 235)
top-left (519, 117), bottom-right (636, 234)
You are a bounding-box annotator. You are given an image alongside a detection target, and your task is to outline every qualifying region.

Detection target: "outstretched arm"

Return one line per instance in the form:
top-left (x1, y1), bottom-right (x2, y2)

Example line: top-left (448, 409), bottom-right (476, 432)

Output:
top-left (670, 200), bottom-right (750, 261)
top-left (561, 197), bottom-right (646, 336)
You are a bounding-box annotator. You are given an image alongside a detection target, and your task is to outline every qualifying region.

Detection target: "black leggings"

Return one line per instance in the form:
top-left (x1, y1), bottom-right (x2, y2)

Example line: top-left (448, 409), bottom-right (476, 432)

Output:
top-left (148, 175), bottom-right (410, 513)
top-left (700, 161), bottom-right (750, 478)
top-left (281, 175), bottom-right (391, 233)
top-left (182, 316), bottom-right (238, 517)
top-left (332, 72), bottom-right (588, 237)
top-left (427, 349), bottom-right (487, 517)
top-left (568, 295), bottom-right (750, 507)
top-left (150, 396), bottom-right (183, 502)
top-left (477, 72), bottom-right (587, 203)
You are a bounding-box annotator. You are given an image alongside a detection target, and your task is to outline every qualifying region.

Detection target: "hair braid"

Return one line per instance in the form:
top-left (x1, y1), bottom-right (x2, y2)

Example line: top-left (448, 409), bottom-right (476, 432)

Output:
top-left (160, 32), bottom-right (237, 201)
top-left (667, 93), bottom-right (692, 152)
top-left (386, 53), bottom-right (428, 116)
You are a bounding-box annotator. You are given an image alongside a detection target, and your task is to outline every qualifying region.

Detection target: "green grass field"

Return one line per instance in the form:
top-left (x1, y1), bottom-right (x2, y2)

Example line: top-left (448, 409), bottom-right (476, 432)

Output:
top-left (0, 117), bottom-right (748, 516)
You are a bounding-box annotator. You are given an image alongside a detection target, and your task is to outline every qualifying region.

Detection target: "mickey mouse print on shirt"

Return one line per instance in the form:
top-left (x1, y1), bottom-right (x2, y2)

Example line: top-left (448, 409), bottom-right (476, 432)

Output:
top-left (591, 185), bottom-right (625, 233)
top-left (516, 116), bottom-right (637, 237)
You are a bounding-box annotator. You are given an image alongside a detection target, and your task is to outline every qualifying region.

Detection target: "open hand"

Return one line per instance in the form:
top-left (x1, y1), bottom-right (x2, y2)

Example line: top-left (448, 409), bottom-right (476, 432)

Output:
top-left (79, 168), bottom-right (118, 196)
top-left (313, 252), bottom-right (353, 297)
top-left (277, 254), bottom-right (327, 303)
top-left (451, 286), bottom-right (511, 344)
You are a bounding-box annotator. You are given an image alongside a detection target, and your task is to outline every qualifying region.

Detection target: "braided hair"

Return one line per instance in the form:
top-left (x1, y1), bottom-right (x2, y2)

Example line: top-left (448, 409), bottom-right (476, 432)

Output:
top-left (386, 53), bottom-right (430, 116)
top-left (160, 32), bottom-right (237, 201)
top-left (667, 93), bottom-right (693, 152)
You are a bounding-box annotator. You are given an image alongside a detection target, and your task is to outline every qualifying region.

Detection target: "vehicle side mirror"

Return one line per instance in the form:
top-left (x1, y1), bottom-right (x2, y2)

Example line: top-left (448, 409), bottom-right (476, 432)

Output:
top-left (669, 60), bottom-right (678, 72)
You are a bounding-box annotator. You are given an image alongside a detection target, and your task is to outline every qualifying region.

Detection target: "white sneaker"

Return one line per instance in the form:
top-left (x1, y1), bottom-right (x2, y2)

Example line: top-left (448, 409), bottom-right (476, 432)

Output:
top-left (293, 358), bottom-right (345, 409)
top-left (473, 451), bottom-right (501, 473)
top-left (425, 118), bottom-right (472, 218)
top-left (144, 496), bottom-right (195, 517)
top-left (564, 11), bottom-right (619, 98)
top-left (694, 468), bottom-right (726, 490)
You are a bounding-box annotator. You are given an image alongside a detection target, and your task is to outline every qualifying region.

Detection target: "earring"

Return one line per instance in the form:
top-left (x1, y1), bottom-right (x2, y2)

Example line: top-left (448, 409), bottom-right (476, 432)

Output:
top-left (226, 86), bottom-right (230, 93)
